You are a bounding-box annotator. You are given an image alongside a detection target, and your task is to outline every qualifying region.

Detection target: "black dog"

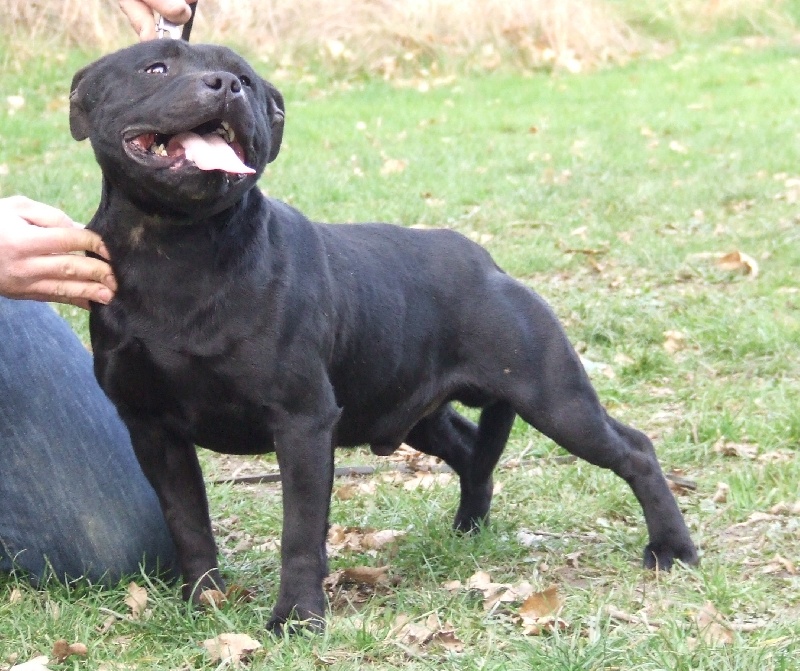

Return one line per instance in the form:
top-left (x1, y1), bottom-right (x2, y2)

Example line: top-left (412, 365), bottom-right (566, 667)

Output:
top-left (69, 40), bottom-right (698, 630)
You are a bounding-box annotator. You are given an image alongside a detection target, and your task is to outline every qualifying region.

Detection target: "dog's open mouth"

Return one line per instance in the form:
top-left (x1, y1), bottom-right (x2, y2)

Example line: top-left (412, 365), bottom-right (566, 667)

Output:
top-left (125, 119), bottom-right (255, 176)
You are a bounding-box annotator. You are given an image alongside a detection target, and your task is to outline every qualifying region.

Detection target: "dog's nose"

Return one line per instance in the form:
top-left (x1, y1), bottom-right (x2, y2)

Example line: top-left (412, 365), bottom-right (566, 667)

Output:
top-left (202, 72), bottom-right (242, 95)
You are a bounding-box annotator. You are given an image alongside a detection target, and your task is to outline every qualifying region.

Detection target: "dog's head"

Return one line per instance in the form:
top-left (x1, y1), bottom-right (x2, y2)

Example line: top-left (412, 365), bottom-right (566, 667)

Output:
top-left (70, 41), bottom-right (284, 216)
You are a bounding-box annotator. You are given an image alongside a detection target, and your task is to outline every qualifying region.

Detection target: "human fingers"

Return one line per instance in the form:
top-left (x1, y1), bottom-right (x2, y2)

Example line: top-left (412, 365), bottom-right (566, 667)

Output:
top-left (0, 195), bottom-right (78, 229)
top-left (22, 254), bottom-right (118, 294)
top-left (18, 277), bottom-right (114, 308)
top-left (119, 0), bottom-right (191, 41)
top-left (22, 226), bottom-right (112, 263)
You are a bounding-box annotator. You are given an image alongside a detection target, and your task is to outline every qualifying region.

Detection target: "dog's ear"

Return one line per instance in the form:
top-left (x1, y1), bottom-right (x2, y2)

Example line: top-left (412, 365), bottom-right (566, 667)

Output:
top-left (265, 81), bottom-right (285, 163)
top-left (69, 64), bottom-right (92, 141)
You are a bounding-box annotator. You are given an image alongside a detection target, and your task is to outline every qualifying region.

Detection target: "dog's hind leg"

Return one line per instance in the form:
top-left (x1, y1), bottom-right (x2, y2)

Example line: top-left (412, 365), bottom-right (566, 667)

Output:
top-left (406, 401), bottom-right (516, 532)
top-left (507, 324), bottom-right (698, 570)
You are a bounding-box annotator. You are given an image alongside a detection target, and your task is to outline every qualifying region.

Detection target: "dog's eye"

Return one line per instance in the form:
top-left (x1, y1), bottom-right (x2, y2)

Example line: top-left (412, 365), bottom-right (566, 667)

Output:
top-left (145, 62), bottom-right (168, 75)
top-left (240, 75), bottom-right (252, 87)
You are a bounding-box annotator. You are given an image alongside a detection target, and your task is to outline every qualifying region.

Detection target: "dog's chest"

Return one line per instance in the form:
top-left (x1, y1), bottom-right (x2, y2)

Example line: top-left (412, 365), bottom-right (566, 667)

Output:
top-left (104, 330), bottom-right (276, 454)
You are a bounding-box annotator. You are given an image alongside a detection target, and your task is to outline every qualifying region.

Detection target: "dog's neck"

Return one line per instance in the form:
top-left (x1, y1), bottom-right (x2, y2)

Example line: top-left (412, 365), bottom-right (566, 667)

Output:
top-left (90, 178), bottom-right (266, 264)
top-left (89, 179), bottom-right (275, 340)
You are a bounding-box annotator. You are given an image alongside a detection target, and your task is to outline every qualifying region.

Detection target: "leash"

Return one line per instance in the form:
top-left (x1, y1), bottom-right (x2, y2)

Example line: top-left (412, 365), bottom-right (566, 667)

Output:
top-left (156, 1), bottom-right (197, 41)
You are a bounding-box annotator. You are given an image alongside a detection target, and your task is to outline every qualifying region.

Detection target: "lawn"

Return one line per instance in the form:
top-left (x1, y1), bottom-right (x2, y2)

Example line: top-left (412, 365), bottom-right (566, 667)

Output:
top-left (1, 28), bottom-right (799, 671)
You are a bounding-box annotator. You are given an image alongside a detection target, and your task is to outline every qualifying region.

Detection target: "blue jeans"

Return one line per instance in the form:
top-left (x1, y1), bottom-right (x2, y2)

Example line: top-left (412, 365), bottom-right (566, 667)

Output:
top-left (0, 298), bottom-right (177, 584)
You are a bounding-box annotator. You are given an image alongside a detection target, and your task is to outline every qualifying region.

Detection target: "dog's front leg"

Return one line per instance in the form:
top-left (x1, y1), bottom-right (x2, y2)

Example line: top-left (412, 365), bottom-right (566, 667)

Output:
top-left (268, 407), bottom-right (339, 632)
top-left (122, 413), bottom-right (223, 602)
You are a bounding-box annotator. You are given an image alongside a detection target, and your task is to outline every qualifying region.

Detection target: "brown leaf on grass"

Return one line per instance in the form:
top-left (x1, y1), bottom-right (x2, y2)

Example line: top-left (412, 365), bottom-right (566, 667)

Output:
top-left (327, 524), bottom-right (405, 556)
top-left (333, 480), bottom-right (378, 500)
top-left (663, 330), bottom-right (686, 354)
top-left (402, 472), bottom-right (453, 491)
top-left (761, 554), bottom-right (797, 576)
top-left (770, 501), bottom-right (800, 515)
top-left (380, 158), bottom-right (408, 176)
top-left (716, 251), bottom-right (759, 277)
top-left (757, 450), bottom-right (796, 464)
top-left (9, 587), bottom-right (23, 604)
top-left (712, 482), bottom-right (730, 504)
top-left (9, 656), bottom-right (52, 671)
top-left (199, 589), bottom-right (227, 608)
top-left (225, 584), bottom-right (258, 603)
top-left (689, 250), bottom-right (759, 278)
top-left (519, 585), bottom-right (564, 620)
top-left (340, 565), bottom-right (391, 586)
top-left (362, 529), bottom-right (406, 550)
top-left (466, 570), bottom-right (506, 597)
top-left (695, 602), bottom-right (734, 646)
top-left (713, 438), bottom-right (758, 460)
top-left (124, 582), bottom-right (147, 620)
top-left (202, 632), bottom-right (262, 664)
top-left (669, 140), bottom-right (688, 154)
top-left (393, 613), bottom-right (464, 654)
top-left (51, 640), bottom-right (88, 663)
top-left (460, 571), bottom-right (540, 611)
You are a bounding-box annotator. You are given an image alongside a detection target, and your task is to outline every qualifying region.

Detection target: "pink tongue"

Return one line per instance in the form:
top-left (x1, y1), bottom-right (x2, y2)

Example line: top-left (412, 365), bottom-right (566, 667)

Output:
top-left (169, 132), bottom-right (255, 175)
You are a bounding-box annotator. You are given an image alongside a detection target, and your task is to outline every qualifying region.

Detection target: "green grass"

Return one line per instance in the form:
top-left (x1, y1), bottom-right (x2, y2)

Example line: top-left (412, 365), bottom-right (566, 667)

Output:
top-left (1, 33), bottom-right (799, 670)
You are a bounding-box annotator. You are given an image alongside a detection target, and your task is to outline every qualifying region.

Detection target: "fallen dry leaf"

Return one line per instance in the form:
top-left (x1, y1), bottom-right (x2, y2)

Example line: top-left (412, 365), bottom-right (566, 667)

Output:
top-left (327, 524), bottom-right (404, 556)
top-left (757, 450), bottom-right (796, 464)
top-left (770, 501), bottom-right (800, 515)
top-left (517, 586), bottom-right (567, 636)
top-left (362, 529), bottom-right (406, 550)
top-left (199, 589), bottom-right (227, 608)
top-left (712, 482), bottom-right (730, 504)
top-left (519, 585), bottom-right (564, 620)
top-left (9, 656), bottom-right (52, 671)
top-left (394, 613), bottom-right (464, 653)
top-left (51, 640), bottom-right (88, 663)
top-left (716, 250), bottom-right (759, 277)
top-left (202, 632), bottom-right (262, 664)
top-left (669, 140), bottom-right (688, 154)
top-left (713, 438), bottom-right (758, 460)
top-left (762, 554), bottom-right (797, 575)
top-left (124, 582), bottom-right (147, 620)
top-left (340, 565), bottom-right (391, 585)
top-left (460, 571), bottom-right (540, 611)
top-left (695, 602), bottom-right (734, 646)
top-left (402, 472), bottom-right (452, 491)
top-left (9, 587), bottom-right (23, 604)
top-left (380, 158), bottom-right (408, 176)
top-left (663, 330), bottom-right (686, 355)
top-left (442, 579), bottom-right (462, 592)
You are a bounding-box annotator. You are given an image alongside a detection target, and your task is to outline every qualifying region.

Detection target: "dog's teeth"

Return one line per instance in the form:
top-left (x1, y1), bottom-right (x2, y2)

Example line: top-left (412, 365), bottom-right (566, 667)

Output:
top-left (220, 121), bottom-right (235, 143)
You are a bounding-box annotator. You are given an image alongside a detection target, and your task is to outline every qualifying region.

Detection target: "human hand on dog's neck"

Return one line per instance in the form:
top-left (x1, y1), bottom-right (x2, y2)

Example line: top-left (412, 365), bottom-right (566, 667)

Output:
top-left (0, 196), bottom-right (117, 309)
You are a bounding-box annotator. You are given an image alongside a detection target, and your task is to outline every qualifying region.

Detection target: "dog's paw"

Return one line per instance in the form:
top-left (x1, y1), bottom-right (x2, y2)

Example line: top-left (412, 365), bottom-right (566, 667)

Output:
top-left (266, 605), bottom-right (326, 636)
top-left (453, 511), bottom-right (489, 534)
top-left (453, 480), bottom-right (493, 533)
top-left (642, 540), bottom-right (699, 571)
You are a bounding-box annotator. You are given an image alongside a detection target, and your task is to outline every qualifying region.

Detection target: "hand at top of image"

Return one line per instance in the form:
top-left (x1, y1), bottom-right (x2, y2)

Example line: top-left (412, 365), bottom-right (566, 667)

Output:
top-left (119, 0), bottom-right (193, 41)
